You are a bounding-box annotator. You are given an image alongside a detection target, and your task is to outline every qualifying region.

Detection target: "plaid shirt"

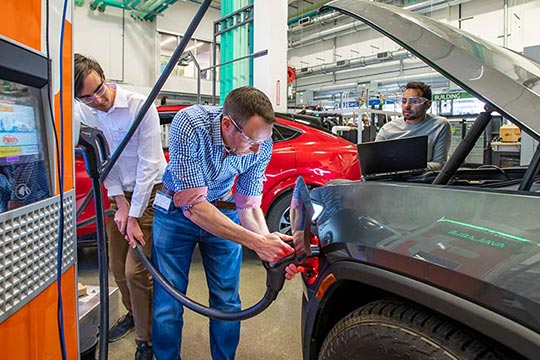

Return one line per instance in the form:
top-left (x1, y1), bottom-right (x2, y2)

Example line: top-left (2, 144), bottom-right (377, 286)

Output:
top-left (162, 105), bottom-right (272, 205)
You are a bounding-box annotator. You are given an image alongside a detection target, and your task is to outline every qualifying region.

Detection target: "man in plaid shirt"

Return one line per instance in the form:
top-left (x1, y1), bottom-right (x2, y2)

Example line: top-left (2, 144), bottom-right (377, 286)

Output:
top-left (146, 87), bottom-right (297, 360)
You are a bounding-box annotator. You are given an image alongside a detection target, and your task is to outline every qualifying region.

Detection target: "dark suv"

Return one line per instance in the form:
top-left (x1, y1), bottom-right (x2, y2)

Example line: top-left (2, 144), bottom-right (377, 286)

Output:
top-left (291, 1), bottom-right (540, 359)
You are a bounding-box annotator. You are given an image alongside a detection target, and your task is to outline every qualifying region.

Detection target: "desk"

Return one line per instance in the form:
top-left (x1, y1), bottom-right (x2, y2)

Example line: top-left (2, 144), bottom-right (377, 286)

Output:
top-left (491, 141), bottom-right (520, 167)
top-left (78, 285), bottom-right (119, 324)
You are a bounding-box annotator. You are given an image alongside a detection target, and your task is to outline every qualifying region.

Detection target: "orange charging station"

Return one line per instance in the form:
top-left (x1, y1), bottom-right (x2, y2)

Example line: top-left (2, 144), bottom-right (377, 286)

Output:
top-left (0, 1), bottom-right (79, 358)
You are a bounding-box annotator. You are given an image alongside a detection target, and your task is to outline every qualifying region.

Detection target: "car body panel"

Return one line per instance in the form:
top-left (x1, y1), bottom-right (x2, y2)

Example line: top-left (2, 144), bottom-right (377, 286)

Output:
top-left (294, 1), bottom-right (540, 359)
top-left (310, 181), bottom-right (540, 331)
top-left (260, 140), bottom-right (296, 213)
top-left (323, 0), bottom-right (540, 137)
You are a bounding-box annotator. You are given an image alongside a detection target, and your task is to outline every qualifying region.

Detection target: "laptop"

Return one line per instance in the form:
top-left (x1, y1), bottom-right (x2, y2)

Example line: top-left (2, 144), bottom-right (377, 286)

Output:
top-left (357, 135), bottom-right (428, 180)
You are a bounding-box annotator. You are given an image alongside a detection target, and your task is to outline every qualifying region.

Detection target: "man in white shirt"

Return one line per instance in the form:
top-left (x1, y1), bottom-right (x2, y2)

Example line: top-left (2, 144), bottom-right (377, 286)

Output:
top-left (74, 54), bottom-right (166, 360)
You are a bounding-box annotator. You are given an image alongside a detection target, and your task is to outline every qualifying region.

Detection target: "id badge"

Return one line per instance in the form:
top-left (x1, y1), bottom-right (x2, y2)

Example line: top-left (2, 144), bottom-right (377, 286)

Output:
top-left (153, 189), bottom-right (175, 213)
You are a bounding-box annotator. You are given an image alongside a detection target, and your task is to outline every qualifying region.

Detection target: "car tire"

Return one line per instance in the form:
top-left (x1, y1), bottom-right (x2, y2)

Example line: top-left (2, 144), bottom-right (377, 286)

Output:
top-left (266, 192), bottom-right (292, 235)
top-left (319, 297), bottom-right (514, 360)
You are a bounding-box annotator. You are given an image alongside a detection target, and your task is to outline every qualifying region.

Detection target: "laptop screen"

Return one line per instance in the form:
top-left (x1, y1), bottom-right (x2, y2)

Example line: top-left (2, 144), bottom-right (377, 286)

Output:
top-left (357, 135), bottom-right (428, 178)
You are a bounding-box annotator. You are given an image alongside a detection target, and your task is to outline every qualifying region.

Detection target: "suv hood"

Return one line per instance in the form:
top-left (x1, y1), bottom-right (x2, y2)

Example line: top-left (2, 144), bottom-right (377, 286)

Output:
top-left (322, 0), bottom-right (540, 137)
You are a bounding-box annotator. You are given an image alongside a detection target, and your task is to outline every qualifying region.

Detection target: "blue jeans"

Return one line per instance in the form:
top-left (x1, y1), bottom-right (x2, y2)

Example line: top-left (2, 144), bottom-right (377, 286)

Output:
top-left (152, 207), bottom-right (242, 360)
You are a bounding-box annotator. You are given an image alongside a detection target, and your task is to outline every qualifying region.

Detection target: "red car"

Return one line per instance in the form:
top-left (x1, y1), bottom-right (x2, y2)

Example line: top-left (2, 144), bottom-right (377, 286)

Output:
top-left (75, 105), bottom-right (360, 244)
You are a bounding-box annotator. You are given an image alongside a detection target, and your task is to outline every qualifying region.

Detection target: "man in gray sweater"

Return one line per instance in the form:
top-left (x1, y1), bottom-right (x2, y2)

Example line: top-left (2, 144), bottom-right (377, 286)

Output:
top-left (376, 81), bottom-right (451, 170)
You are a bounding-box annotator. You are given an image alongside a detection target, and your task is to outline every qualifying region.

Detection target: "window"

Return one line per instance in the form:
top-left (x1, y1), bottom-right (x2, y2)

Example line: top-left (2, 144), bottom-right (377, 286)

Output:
top-left (160, 33), bottom-right (179, 76)
top-left (273, 124), bottom-right (300, 142)
top-left (159, 32), bottom-right (219, 80)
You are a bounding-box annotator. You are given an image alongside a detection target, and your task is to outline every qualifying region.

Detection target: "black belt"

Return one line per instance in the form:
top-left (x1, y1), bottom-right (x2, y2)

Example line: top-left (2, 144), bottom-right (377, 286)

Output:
top-left (162, 186), bottom-right (236, 210)
top-left (211, 200), bottom-right (236, 210)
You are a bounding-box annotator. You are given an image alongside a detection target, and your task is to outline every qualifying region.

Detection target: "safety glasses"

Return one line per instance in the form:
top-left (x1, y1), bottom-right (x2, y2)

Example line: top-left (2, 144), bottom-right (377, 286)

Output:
top-left (226, 113), bottom-right (270, 146)
top-left (400, 96), bottom-right (429, 105)
top-left (76, 81), bottom-right (107, 104)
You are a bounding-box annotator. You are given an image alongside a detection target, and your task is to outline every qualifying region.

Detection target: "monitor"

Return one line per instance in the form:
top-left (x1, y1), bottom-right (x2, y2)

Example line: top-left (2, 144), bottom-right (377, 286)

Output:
top-left (0, 90), bottom-right (44, 165)
top-left (0, 38), bottom-right (52, 213)
top-left (357, 135), bottom-right (428, 179)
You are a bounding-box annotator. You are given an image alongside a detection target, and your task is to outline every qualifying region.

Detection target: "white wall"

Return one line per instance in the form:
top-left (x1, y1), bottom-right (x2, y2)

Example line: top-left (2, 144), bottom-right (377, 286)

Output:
top-left (157, 1), bottom-right (221, 97)
top-left (157, 1), bottom-right (218, 40)
top-left (73, 6), bottom-right (156, 89)
top-left (73, 1), bottom-right (220, 97)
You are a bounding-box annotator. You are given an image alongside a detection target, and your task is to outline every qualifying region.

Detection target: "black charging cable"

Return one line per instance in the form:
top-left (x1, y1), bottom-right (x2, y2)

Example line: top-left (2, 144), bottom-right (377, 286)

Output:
top-left (134, 243), bottom-right (296, 321)
top-left (77, 125), bottom-right (111, 360)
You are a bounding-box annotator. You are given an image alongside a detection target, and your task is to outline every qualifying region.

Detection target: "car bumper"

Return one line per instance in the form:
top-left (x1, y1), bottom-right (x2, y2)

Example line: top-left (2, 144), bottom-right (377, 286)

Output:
top-left (301, 276), bottom-right (323, 360)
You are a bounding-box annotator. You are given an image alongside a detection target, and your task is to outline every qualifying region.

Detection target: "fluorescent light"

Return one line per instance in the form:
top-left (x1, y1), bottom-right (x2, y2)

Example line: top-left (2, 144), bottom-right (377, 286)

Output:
top-left (185, 42), bottom-right (204, 52)
top-left (160, 36), bottom-right (177, 47)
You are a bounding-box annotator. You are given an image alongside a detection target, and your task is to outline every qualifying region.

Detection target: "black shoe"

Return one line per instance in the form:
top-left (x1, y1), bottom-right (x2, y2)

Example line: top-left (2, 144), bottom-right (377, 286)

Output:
top-left (135, 342), bottom-right (154, 360)
top-left (108, 313), bottom-right (135, 342)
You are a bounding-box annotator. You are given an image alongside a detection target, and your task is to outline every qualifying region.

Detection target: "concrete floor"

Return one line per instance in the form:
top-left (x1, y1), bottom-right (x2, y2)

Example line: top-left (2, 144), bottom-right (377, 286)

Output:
top-left (77, 246), bottom-right (303, 360)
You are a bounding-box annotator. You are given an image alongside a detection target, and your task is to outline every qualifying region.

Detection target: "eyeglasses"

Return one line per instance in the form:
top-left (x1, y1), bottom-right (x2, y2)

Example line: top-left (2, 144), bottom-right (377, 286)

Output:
top-left (400, 96), bottom-right (429, 105)
top-left (226, 113), bottom-right (270, 146)
top-left (76, 81), bottom-right (107, 104)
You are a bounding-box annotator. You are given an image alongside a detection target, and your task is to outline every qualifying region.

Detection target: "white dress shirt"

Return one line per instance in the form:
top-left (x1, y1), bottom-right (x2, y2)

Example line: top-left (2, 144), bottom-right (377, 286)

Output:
top-left (76, 84), bottom-right (166, 218)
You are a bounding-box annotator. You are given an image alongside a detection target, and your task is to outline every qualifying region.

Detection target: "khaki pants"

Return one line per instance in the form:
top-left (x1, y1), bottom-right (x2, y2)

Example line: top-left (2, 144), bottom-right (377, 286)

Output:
top-left (106, 184), bottom-right (159, 343)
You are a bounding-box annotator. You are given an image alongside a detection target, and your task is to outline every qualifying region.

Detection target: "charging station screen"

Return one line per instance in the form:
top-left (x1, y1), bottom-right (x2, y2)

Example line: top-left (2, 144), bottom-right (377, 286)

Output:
top-left (0, 80), bottom-right (51, 213)
top-left (0, 100), bottom-right (42, 165)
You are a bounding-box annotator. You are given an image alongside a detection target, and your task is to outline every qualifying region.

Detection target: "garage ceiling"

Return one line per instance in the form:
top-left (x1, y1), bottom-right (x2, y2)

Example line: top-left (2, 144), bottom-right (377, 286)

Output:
top-left (288, 0), bottom-right (408, 19)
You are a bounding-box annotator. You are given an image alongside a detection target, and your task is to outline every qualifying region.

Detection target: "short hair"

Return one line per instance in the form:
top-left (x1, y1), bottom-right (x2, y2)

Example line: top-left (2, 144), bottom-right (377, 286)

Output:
top-left (74, 53), bottom-right (105, 97)
top-left (223, 86), bottom-right (275, 126)
top-left (404, 81), bottom-right (432, 100)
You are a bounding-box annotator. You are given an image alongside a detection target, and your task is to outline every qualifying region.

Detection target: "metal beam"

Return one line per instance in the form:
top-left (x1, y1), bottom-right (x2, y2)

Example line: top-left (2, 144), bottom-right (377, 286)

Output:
top-left (295, 49), bottom-right (412, 79)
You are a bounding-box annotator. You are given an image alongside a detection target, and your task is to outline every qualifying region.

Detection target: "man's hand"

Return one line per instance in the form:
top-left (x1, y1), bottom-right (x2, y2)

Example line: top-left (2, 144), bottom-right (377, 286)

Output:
top-left (255, 232), bottom-right (295, 263)
top-left (113, 195), bottom-right (130, 234)
top-left (274, 232), bottom-right (293, 243)
top-left (126, 216), bottom-right (145, 248)
top-left (285, 263), bottom-right (305, 280)
top-left (272, 232), bottom-right (304, 280)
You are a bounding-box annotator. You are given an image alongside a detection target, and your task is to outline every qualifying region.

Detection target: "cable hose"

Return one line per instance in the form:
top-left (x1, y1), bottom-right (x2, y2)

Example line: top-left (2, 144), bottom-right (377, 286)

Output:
top-left (134, 242), bottom-right (293, 321)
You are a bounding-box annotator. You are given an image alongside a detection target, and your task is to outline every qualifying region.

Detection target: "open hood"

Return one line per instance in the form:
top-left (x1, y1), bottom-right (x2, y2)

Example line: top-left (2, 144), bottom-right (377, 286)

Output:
top-left (322, 0), bottom-right (540, 137)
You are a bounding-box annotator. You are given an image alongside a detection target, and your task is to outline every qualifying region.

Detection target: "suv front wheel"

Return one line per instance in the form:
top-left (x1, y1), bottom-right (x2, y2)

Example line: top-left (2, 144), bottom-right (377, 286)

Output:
top-left (319, 297), bottom-right (517, 360)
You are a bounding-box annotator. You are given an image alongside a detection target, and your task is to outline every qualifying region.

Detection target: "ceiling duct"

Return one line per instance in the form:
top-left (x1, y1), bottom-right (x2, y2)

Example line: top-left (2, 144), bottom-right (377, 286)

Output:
top-left (288, 10), bottom-right (343, 32)
top-left (288, 0), bottom-right (472, 49)
top-left (302, 72), bottom-right (452, 101)
top-left (288, 0), bottom-right (405, 31)
top-left (373, 72), bottom-right (451, 92)
top-left (295, 49), bottom-right (412, 79)
top-left (309, 82), bottom-right (358, 97)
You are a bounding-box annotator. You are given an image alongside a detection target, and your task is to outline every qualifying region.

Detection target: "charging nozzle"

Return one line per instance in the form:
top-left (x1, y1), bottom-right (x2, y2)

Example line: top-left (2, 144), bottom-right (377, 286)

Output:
top-left (262, 250), bottom-right (297, 301)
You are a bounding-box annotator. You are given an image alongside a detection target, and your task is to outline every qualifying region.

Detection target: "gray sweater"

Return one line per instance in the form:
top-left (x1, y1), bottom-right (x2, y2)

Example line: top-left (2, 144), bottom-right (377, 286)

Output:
top-left (375, 114), bottom-right (452, 170)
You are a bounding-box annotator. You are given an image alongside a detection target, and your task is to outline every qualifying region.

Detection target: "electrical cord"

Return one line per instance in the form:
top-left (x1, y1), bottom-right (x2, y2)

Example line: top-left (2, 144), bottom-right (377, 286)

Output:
top-left (45, 0), bottom-right (69, 358)
top-left (78, 126), bottom-right (111, 360)
top-left (58, 0), bottom-right (70, 358)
